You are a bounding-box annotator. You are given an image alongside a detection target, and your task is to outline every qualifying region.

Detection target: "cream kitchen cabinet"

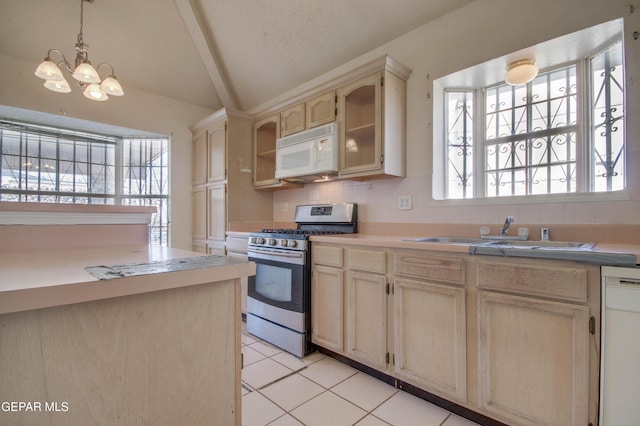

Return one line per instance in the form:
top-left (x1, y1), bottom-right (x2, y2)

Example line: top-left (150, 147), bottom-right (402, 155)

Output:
top-left (311, 244), bottom-right (344, 353)
top-left (191, 108), bottom-right (273, 252)
top-left (192, 130), bottom-right (207, 186)
top-left (337, 57), bottom-right (410, 179)
top-left (280, 103), bottom-right (305, 137)
top-left (253, 114), bottom-right (302, 190)
top-left (251, 55), bottom-right (409, 184)
top-left (345, 248), bottom-right (387, 371)
top-left (306, 91), bottom-right (336, 129)
top-left (226, 232), bottom-right (250, 314)
top-left (280, 92), bottom-right (336, 138)
top-left (207, 182), bottom-right (226, 251)
top-left (475, 259), bottom-right (597, 426)
top-left (392, 251), bottom-right (467, 402)
top-left (309, 239), bottom-right (601, 426)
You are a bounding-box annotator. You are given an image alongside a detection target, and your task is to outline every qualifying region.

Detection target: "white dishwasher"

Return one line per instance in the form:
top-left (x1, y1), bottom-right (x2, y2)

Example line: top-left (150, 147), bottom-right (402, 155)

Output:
top-left (600, 266), bottom-right (640, 425)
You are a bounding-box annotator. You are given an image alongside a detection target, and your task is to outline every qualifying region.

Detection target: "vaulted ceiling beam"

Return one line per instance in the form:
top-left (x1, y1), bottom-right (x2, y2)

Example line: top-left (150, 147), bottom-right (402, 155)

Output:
top-left (174, 0), bottom-right (238, 109)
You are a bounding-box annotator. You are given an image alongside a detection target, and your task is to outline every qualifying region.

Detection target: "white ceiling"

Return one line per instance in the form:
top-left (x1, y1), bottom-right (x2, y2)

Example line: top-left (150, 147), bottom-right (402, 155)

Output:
top-left (0, 0), bottom-right (474, 111)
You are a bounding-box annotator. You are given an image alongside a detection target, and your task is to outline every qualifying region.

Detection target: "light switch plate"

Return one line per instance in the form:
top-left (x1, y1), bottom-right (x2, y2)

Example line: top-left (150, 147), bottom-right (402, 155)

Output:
top-left (398, 195), bottom-right (412, 210)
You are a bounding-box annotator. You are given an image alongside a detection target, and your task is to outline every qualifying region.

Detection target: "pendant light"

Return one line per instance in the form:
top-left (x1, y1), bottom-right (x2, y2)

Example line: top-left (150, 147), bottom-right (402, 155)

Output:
top-left (34, 0), bottom-right (124, 101)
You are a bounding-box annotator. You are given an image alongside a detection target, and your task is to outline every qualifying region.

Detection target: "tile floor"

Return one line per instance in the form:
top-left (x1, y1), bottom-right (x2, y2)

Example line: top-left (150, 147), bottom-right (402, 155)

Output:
top-left (241, 326), bottom-right (480, 426)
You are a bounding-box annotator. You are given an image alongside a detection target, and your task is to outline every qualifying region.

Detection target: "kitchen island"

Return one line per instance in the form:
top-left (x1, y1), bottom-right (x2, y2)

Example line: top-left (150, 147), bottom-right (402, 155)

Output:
top-left (0, 245), bottom-right (255, 426)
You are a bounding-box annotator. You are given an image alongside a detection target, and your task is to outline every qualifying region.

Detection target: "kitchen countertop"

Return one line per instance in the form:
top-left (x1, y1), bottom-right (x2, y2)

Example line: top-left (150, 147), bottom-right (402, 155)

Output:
top-left (0, 245), bottom-right (255, 315)
top-left (309, 234), bottom-right (640, 265)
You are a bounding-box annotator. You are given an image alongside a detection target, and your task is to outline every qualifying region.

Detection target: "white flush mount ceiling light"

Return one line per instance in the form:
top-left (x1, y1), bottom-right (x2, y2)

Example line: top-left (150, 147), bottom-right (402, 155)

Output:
top-left (34, 0), bottom-right (124, 101)
top-left (504, 59), bottom-right (539, 86)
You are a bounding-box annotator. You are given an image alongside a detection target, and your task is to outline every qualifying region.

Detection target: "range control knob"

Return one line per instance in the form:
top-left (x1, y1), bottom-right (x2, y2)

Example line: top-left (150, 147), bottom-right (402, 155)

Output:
top-left (280, 239), bottom-right (288, 247)
top-left (287, 240), bottom-right (297, 248)
top-left (268, 238), bottom-right (277, 246)
top-left (255, 237), bottom-right (265, 244)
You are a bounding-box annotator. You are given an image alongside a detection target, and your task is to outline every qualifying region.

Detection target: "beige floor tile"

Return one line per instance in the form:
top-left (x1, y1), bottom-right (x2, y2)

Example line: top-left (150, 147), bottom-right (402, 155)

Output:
top-left (442, 413), bottom-right (481, 425)
top-left (242, 332), bottom-right (258, 346)
top-left (354, 414), bottom-right (392, 425)
top-left (331, 372), bottom-right (398, 411)
top-left (372, 391), bottom-right (450, 426)
top-left (299, 356), bottom-right (358, 388)
top-left (271, 350), bottom-right (325, 371)
top-left (249, 340), bottom-right (284, 357)
top-left (242, 391), bottom-right (285, 426)
top-left (242, 383), bottom-right (253, 396)
top-left (242, 358), bottom-right (294, 390)
top-left (267, 414), bottom-right (304, 425)
top-left (260, 374), bottom-right (325, 412)
top-left (290, 391), bottom-right (367, 426)
top-left (243, 345), bottom-right (267, 366)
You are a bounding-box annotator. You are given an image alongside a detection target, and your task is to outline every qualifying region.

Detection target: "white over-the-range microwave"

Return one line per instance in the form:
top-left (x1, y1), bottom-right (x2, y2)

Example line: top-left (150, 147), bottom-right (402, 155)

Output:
top-left (275, 122), bottom-right (338, 180)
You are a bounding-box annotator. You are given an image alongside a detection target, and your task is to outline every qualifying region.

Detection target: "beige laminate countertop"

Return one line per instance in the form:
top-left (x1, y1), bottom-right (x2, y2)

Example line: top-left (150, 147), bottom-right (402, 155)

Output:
top-left (0, 245), bottom-right (255, 315)
top-left (309, 234), bottom-right (640, 263)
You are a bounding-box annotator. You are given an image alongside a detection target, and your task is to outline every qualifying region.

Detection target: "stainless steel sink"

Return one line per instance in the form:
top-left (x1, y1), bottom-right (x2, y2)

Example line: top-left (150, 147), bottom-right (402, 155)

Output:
top-left (406, 236), bottom-right (635, 265)
top-left (407, 237), bottom-right (487, 244)
top-left (486, 240), bottom-right (596, 249)
top-left (407, 236), bottom-right (594, 249)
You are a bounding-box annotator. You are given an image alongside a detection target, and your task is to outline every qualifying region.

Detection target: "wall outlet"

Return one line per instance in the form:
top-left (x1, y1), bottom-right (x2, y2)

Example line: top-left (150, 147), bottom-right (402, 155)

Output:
top-left (398, 195), bottom-right (412, 210)
top-left (282, 202), bottom-right (289, 212)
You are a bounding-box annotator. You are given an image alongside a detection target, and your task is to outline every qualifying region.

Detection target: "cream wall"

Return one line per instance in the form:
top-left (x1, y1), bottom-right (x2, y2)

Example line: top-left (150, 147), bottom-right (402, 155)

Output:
top-left (273, 0), bottom-right (640, 228)
top-left (2, 0), bottom-right (638, 247)
top-left (0, 54), bottom-right (214, 250)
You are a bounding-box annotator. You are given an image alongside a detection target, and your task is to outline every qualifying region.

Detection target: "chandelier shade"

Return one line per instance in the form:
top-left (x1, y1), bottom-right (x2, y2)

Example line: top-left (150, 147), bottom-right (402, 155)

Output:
top-left (83, 83), bottom-right (109, 101)
top-left (34, 0), bottom-right (123, 101)
top-left (35, 59), bottom-right (65, 81)
top-left (72, 62), bottom-right (101, 84)
top-left (100, 76), bottom-right (124, 96)
top-left (44, 78), bottom-right (72, 93)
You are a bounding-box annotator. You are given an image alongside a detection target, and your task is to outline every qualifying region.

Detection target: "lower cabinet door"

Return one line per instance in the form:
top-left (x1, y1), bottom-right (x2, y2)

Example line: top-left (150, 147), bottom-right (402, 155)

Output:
top-left (477, 291), bottom-right (589, 426)
top-left (311, 265), bottom-right (344, 353)
top-left (393, 278), bottom-right (467, 401)
top-left (346, 271), bottom-right (387, 370)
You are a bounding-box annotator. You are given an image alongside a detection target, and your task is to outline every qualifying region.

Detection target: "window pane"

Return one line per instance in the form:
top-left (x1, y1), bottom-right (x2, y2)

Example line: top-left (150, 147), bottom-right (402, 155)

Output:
top-left (122, 138), bottom-right (169, 246)
top-left (484, 65), bottom-right (577, 197)
top-left (445, 91), bottom-right (474, 199)
top-left (0, 122), bottom-right (169, 246)
top-left (591, 41), bottom-right (624, 192)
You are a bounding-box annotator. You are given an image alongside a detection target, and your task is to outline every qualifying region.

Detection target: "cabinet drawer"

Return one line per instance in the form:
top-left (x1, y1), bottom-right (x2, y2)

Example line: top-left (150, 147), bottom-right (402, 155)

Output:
top-left (313, 245), bottom-right (343, 268)
top-left (394, 252), bottom-right (465, 286)
top-left (476, 261), bottom-right (588, 303)
top-left (349, 249), bottom-right (386, 274)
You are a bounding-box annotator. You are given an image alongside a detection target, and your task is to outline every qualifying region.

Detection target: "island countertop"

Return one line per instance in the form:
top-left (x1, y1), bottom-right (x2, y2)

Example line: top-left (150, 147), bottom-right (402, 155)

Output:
top-left (0, 244), bottom-right (255, 315)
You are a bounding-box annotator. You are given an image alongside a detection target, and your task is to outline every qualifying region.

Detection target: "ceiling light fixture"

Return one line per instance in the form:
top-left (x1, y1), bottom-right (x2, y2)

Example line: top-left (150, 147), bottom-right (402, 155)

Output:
top-left (34, 0), bottom-right (123, 101)
top-left (504, 59), bottom-right (538, 86)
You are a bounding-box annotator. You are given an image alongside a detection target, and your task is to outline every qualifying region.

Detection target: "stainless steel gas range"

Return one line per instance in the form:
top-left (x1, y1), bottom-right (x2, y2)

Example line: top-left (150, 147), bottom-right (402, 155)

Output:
top-left (246, 203), bottom-right (357, 357)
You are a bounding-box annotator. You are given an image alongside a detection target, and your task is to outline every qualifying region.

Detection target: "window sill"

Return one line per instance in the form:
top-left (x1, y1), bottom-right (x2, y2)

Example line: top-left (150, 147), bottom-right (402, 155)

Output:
top-left (429, 190), bottom-right (630, 207)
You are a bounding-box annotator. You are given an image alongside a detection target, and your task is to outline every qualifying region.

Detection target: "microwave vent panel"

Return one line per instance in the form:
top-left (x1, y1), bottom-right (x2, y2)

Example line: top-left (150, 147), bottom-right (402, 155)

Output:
top-left (277, 122), bottom-right (337, 149)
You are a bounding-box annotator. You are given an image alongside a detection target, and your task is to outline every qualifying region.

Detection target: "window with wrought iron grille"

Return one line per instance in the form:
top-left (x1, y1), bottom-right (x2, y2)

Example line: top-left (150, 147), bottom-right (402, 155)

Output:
top-left (444, 40), bottom-right (624, 200)
top-left (0, 121), bottom-right (169, 246)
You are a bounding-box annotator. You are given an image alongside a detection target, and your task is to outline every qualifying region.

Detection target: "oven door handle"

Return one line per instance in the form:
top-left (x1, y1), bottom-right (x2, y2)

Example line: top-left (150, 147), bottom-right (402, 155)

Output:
top-left (248, 248), bottom-right (306, 264)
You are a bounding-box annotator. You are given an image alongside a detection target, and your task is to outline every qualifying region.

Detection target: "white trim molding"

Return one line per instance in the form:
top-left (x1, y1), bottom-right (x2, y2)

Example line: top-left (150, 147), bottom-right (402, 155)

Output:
top-left (0, 211), bottom-right (153, 226)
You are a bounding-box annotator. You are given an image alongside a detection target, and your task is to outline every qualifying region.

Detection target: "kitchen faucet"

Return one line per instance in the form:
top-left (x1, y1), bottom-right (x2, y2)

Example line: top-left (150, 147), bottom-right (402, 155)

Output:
top-left (500, 216), bottom-right (514, 236)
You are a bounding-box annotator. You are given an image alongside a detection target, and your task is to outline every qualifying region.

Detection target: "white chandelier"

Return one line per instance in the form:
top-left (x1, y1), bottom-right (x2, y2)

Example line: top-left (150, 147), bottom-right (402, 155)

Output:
top-left (34, 0), bottom-right (124, 102)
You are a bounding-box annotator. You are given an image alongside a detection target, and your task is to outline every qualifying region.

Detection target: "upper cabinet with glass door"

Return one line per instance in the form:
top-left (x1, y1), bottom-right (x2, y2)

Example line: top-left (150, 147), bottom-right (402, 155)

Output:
top-left (338, 58), bottom-right (410, 179)
top-left (253, 115), bottom-right (301, 190)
